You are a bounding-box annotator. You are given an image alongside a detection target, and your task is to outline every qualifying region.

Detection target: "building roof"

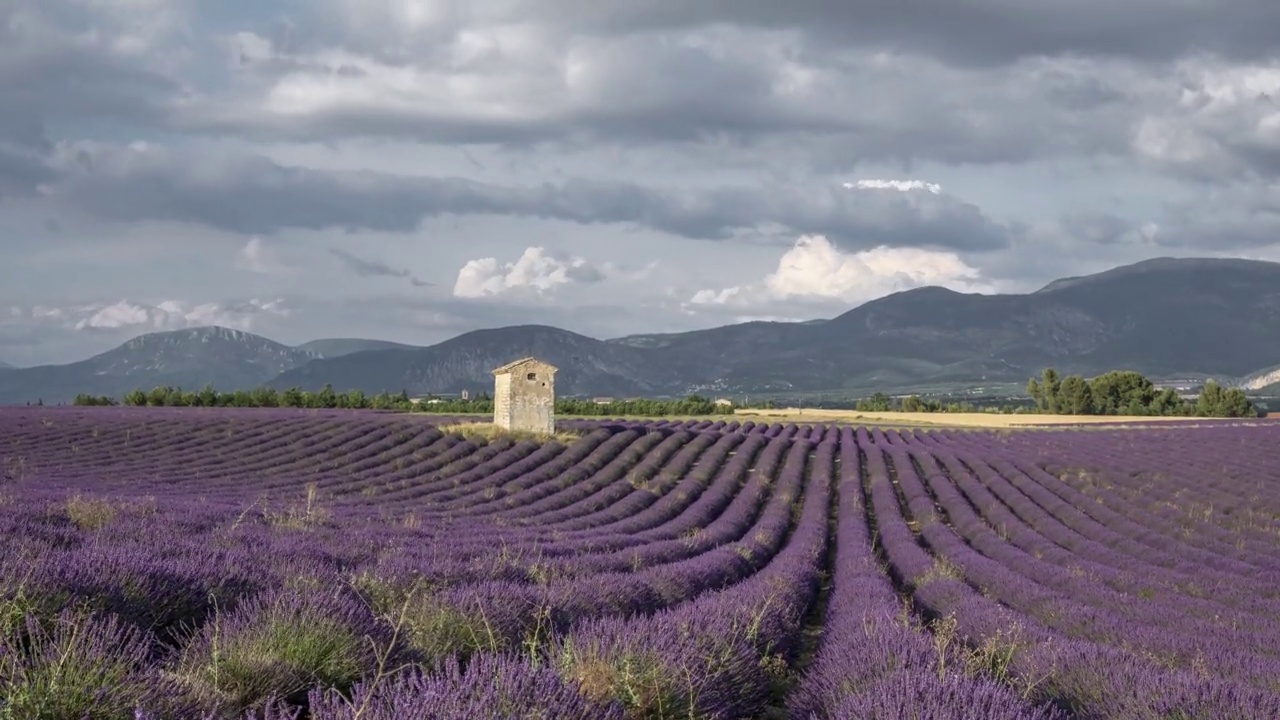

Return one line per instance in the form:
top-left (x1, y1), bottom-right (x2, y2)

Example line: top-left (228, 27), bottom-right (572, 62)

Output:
top-left (491, 356), bottom-right (559, 375)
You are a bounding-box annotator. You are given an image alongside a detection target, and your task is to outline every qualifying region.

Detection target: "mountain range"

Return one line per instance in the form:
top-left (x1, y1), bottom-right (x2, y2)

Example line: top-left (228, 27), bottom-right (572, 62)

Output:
top-left (2, 257), bottom-right (1279, 405)
top-left (293, 338), bottom-right (419, 357)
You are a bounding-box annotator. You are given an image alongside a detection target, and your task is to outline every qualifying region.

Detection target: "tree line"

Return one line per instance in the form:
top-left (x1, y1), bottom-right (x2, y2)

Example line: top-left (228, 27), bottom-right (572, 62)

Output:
top-left (854, 394), bottom-right (985, 413)
top-left (72, 370), bottom-right (1259, 419)
top-left (73, 386), bottom-right (734, 417)
top-left (1026, 369), bottom-right (1256, 418)
top-left (74, 386), bottom-right (417, 411)
top-left (849, 369), bottom-right (1259, 418)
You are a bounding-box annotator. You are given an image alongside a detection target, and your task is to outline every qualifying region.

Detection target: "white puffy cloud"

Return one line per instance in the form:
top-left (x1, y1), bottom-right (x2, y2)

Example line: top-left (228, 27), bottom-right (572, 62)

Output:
top-left (75, 301), bottom-right (151, 329)
top-left (20, 298), bottom-right (293, 332)
top-left (845, 179), bottom-right (942, 194)
top-left (234, 237), bottom-right (284, 274)
top-left (689, 235), bottom-right (994, 311)
top-left (30, 306), bottom-right (69, 322)
top-left (453, 247), bottom-right (605, 298)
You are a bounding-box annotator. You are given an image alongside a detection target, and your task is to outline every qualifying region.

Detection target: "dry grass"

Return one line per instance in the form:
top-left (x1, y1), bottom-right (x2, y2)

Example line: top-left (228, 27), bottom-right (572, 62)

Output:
top-left (262, 483), bottom-right (332, 530)
top-left (733, 408), bottom-right (1240, 429)
top-left (437, 421), bottom-right (582, 444)
top-left (64, 495), bottom-right (119, 530)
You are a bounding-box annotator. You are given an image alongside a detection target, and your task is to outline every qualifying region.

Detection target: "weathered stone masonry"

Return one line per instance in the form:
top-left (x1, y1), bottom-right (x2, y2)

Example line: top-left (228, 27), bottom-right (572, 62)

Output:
top-left (492, 357), bottom-right (557, 434)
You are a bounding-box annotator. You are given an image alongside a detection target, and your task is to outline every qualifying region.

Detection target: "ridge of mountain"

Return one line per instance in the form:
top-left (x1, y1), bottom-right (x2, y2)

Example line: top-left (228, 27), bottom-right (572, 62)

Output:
top-left (0, 327), bottom-right (317, 404)
top-left (270, 325), bottom-right (680, 397)
top-left (1242, 364), bottom-right (1280, 391)
top-left (294, 338), bottom-right (420, 357)
top-left (3, 256), bottom-right (1280, 405)
top-left (1035, 256), bottom-right (1278, 294)
top-left (265, 255), bottom-right (1280, 397)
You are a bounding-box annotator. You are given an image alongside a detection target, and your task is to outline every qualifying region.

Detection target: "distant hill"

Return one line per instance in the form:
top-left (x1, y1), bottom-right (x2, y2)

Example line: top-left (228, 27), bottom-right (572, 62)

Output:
top-left (0, 361), bottom-right (13, 371)
top-left (0, 327), bottom-right (317, 404)
top-left (270, 325), bottom-right (678, 397)
top-left (279, 257), bottom-right (1280, 397)
top-left (1241, 364), bottom-right (1280, 391)
top-left (4, 257), bottom-right (1280, 404)
top-left (294, 338), bottom-right (419, 358)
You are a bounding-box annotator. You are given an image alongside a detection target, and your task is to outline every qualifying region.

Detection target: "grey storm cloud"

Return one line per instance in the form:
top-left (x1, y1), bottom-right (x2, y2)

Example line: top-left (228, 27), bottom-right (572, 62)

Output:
top-left (46, 145), bottom-right (1017, 251)
top-left (0, 3), bottom-right (176, 124)
top-left (175, 26), bottom-right (1144, 171)
top-left (0, 144), bottom-right (55, 198)
top-left (8, 0), bottom-right (1280, 365)
top-left (0, 1), bottom-right (179, 194)
top-left (174, 31), bottom-right (848, 147)
top-left (1059, 212), bottom-right (1142, 246)
top-left (516, 0), bottom-right (1280, 66)
top-left (564, 263), bottom-right (606, 284)
top-left (328, 247), bottom-right (433, 287)
top-left (9, 0), bottom-right (1278, 180)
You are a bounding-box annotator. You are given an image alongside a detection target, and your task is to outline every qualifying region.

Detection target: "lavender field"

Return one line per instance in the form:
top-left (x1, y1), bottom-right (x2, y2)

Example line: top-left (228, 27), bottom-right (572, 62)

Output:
top-left (2, 407), bottom-right (1280, 719)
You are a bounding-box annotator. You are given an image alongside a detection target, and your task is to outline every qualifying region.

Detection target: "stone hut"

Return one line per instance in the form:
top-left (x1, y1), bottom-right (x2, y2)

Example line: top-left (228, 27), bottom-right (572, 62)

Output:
top-left (491, 357), bottom-right (558, 434)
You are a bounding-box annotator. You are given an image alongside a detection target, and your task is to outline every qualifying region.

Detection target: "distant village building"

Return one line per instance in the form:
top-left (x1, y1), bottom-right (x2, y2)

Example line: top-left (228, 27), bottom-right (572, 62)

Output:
top-left (592, 397), bottom-right (615, 405)
top-left (714, 398), bottom-right (734, 407)
top-left (492, 357), bottom-right (558, 434)
top-left (460, 389), bottom-right (470, 401)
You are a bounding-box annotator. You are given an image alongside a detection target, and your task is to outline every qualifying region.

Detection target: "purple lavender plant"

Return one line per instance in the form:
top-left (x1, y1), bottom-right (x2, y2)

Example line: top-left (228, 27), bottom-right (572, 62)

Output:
top-left (174, 586), bottom-right (397, 713)
top-left (302, 653), bottom-right (624, 720)
top-left (0, 608), bottom-right (198, 718)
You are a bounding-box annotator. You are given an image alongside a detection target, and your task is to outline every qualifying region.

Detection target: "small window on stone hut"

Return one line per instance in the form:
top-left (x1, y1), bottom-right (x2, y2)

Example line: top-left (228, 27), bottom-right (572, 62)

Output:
top-left (526, 372), bottom-right (537, 381)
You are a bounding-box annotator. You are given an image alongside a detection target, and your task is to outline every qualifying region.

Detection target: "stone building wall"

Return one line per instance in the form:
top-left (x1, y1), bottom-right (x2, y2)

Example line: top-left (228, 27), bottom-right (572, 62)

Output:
top-left (492, 358), bottom-right (556, 434)
top-left (492, 372), bottom-right (513, 428)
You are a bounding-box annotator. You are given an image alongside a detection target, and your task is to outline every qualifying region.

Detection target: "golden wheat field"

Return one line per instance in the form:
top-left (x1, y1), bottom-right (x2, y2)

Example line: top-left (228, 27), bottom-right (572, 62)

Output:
top-left (733, 407), bottom-right (1271, 428)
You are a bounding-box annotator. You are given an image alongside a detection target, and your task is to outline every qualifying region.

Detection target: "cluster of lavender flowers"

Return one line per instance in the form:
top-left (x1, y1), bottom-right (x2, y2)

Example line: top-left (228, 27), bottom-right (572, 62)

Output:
top-left (866, 426), bottom-right (1280, 717)
top-left (3, 406), bottom-right (1280, 718)
top-left (785, 427), bottom-right (1064, 719)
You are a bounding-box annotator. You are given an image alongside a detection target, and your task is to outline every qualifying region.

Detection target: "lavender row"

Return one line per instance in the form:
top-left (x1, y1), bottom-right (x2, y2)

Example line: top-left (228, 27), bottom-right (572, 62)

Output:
top-left (788, 427), bottom-right (1064, 719)
top-left (921, 444), bottom-right (1280, 639)
top-left (310, 436), bottom-right (832, 719)
top-left (902, 444), bottom-right (1280, 684)
top-left (863, 430), bottom-right (1280, 717)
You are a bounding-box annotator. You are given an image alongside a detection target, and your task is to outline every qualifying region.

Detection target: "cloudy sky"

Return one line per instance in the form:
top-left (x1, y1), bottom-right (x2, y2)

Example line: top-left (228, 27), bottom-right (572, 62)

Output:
top-left (3, 1), bottom-right (1280, 366)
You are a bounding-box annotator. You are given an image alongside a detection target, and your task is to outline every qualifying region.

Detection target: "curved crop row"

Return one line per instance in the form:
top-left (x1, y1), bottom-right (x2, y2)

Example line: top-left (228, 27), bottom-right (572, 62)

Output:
top-left (4, 407), bottom-right (1280, 718)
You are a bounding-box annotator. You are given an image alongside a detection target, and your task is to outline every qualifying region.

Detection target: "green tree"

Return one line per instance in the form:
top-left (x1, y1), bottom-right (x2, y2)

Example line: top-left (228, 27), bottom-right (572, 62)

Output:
top-left (73, 394), bottom-right (115, 406)
top-left (1150, 387), bottom-right (1187, 416)
top-left (146, 386), bottom-right (172, 407)
top-left (1026, 378), bottom-right (1043, 411)
top-left (250, 387), bottom-right (279, 408)
top-left (280, 387), bottom-right (304, 408)
top-left (1039, 368), bottom-right (1061, 413)
top-left (1196, 381), bottom-right (1258, 418)
top-left (1088, 370), bottom-right (1155, 415)
top-left (1195, 380), bottom-right (1226, 417)
top-left (1057, 375), bottom-right (1093, 414)
top-left (342, 389), bottom-right (367, 409)
top-left (197, 385), bottom-right (219, 407)
top-left (316, 384), bottom-right (338, 409)
top-left (855, 393), bottom-right (892, 412)
top-left (1219, 388), bottom-right (1258, 418)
